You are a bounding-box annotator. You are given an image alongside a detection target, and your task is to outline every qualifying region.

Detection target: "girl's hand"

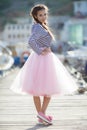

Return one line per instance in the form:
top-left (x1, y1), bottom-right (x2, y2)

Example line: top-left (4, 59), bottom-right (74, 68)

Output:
top-left (41, 47), bottom-right (51, 55)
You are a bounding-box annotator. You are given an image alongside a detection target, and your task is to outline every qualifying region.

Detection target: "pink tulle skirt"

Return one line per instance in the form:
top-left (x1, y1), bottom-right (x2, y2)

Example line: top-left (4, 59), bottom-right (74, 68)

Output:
top-left (10, 52), bottom-right (78, 96)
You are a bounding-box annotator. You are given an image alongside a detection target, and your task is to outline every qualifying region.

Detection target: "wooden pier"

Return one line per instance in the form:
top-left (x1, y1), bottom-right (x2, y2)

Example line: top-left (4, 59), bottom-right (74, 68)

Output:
top-left (0, 68), bottom-right (87, 130)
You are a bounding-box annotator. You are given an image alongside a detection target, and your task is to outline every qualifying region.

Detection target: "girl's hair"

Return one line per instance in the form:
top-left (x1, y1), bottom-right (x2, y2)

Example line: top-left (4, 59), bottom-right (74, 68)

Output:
top-left (30, 4), bottom-right (54, 40)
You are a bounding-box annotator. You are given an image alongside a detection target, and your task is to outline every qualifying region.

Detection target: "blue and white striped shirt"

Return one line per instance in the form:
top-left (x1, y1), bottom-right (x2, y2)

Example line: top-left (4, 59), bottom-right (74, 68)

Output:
top-left (28, 23), bottom-right (52, 55)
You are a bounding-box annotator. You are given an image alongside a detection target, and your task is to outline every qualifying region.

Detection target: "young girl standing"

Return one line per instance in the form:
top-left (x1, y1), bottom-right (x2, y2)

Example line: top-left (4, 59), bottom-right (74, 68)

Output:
top-left (11, 4), bottom-right (78, 125)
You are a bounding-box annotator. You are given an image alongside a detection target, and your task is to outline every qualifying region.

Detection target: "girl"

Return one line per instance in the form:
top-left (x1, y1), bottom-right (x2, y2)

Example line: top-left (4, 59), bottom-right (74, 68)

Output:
top-left (11, 4), bottom-right (78, 125)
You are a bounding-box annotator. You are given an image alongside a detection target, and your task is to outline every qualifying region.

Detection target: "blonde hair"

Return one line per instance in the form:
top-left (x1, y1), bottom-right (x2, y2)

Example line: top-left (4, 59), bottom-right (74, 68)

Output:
top-left (30, 4), bottom-right (54, 40)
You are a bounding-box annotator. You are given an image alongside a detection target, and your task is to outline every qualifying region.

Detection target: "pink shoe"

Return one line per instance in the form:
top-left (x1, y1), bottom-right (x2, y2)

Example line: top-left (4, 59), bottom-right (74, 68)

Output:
top-left (37, 112), bottom-right (52, 125)
top-left (38, 118), bottom-right (43, 124)
top-left (47, 115), bottom-right (53, 121)
top-left (38, 118), bottom-right (48, 125)
top-left (38, 116), bottom-right (53, 124)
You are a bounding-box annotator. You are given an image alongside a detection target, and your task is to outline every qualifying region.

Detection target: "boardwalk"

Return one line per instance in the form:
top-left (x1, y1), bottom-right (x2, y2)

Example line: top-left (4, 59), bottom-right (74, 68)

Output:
top-left (0, 68), bottom-right (87, 130)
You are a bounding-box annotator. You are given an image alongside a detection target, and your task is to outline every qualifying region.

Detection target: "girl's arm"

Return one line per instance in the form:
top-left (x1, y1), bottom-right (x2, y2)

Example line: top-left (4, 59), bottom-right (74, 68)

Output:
top-left (28, 36), bottom-right (46, 55)
top-left (28, 24), bottom-right (51, 55)
top-left (41, 47), bottom-right (51, 55)
top-left (28, 24), bottom-right (47, 55)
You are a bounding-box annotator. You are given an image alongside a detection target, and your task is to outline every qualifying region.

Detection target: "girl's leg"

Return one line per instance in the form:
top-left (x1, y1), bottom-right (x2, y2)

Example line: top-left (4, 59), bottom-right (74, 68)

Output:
top-left (41, 96), bottom-right (51, 114)
top-left (34, 96), bottom-right (52, 124)
top-left (33, 96), bottom-right (41, 113)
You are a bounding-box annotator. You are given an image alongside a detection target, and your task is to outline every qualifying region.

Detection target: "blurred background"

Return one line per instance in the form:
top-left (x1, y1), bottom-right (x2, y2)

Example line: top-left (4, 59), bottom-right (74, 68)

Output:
top-left (0, 0), bottom-right (87, 94)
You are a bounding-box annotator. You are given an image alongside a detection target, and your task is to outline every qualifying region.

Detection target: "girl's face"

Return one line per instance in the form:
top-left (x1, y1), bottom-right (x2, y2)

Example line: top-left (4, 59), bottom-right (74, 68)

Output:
top-left (36, 9), bottom-right (48, 24)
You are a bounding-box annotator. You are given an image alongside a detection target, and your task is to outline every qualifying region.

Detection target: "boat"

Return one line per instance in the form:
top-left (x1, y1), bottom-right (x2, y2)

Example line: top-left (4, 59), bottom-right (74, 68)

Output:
top-left (0, 43), bottom-right (14, 72)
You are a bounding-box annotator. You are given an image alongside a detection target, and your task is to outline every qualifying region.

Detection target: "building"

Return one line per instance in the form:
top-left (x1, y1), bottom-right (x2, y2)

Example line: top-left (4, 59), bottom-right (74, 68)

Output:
top-left (3, 23), bottom-right (30, 44)
top-left (61, 18), bottom-right (87, 46)
top-left (2, 17), bottom-right (32, 45)
top-left (61, 1), bottom-right (87, 46)
top-left (74, 1), bottom-right (87, 16)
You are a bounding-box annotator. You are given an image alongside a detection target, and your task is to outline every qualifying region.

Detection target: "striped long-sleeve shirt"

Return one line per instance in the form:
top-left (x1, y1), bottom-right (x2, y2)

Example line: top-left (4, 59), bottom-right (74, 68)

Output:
top-left (28, 23), bottom-right (52, 55)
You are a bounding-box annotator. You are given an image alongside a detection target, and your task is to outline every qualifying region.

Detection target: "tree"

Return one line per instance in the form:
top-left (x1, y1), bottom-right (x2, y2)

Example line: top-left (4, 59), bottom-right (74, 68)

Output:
top-left (0, 0), bottom-right (11, 10)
